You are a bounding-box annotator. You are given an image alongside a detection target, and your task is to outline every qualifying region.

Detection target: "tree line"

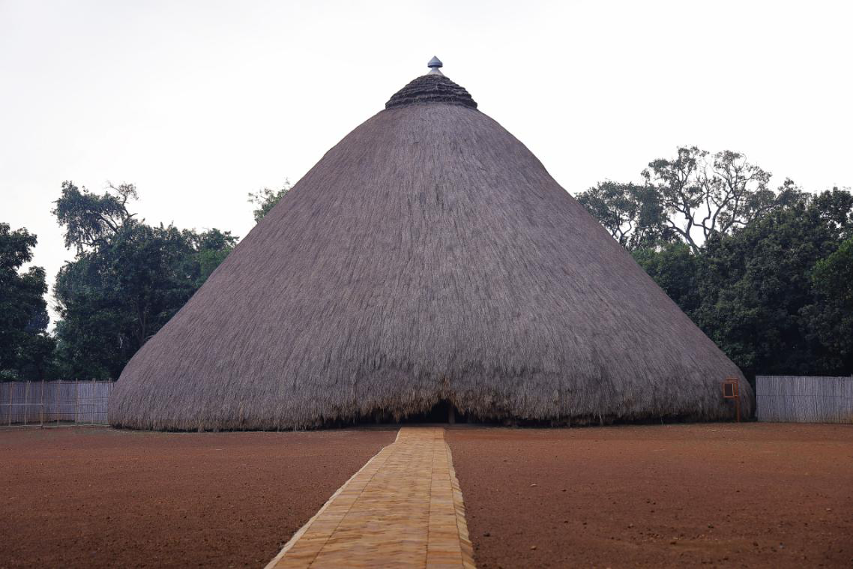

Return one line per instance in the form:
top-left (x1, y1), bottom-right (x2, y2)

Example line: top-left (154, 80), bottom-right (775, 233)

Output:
top-left (577, 147), bottom-right (852, 380)
top-left (0, 150), bottom-right (850, 383)
top-left (1, 181), bottom-right (287, 381)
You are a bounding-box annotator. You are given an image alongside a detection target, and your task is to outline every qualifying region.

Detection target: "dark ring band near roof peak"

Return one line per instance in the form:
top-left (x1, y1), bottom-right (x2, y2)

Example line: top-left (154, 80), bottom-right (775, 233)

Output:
top-left (385, 74), bottom-right (478, 110)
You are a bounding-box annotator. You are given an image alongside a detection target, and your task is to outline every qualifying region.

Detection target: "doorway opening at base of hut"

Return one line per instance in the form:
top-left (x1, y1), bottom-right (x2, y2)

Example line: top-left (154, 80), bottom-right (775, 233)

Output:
top-left (364, 399), bottom-right (468, 425)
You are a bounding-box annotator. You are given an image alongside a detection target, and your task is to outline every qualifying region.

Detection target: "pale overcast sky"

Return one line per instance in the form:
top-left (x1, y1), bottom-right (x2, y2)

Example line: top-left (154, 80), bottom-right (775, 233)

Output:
top-left (2, 0), bottom-right (852, 325)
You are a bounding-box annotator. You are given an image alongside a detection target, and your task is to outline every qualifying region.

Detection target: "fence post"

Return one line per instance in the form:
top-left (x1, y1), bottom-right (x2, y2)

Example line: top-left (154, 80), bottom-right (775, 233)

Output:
top-left (40, 379), bottom-right (45, 427)
top-left (8, 383), bottom-right (12, 426)
top-left (24, 381), bottom-right (30, 425)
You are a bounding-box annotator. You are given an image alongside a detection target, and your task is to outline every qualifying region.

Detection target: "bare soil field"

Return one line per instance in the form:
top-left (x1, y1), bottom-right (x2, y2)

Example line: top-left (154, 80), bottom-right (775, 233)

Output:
top-left (1, 424), bottom-right (850, 569)
top-left (448, 423), bottom-right (852, 569)
top-left (0, 427), bottom-right (395, 568)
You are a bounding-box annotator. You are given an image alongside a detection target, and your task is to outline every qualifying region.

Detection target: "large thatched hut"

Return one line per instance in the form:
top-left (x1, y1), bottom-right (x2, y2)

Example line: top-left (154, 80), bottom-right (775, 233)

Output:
top-left (110, 58), bottom-right (752, 430)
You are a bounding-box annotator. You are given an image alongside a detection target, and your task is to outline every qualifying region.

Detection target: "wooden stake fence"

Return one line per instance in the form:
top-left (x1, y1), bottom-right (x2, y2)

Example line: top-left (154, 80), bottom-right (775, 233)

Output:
top-left (756, 375), bottom-right (853, 423)
top-left (0, 380), bottom-right (114, 427)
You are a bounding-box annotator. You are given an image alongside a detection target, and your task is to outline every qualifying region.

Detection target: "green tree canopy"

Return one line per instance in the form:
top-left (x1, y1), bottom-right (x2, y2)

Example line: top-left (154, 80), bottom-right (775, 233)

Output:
top-left (248, 180), bottom-right (291, 223)
top-left (643, 147), bottom-right (777, 251)
top-left (576, 182), bottom-right (676, 250)
top-left (801, 238), bottom-right (853, 369)
top-left (579, 147), bottom-right (792, 253)
top-left (0, 224), bottom-right (55, 380)
top-left (693, 189), bottom-right (852, 378)
top-left (587, 148), bottom-right (853, 381)
top-left (52, 181), bottom-right (137, 254)
top-left (52, 183), bottom-right (237, 379)
top-left (632, 241), bottom-right (701, 315)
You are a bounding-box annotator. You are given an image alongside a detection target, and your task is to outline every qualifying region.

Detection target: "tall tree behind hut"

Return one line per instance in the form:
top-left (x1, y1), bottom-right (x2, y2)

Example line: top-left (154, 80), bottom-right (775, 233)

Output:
top-left (248, 180), bottom-right (291, 223)
top-left (577, 147), bottom-right (787, 253)
top-left (575, 181), bottom-right (675, 251)
top-left (52, 182), bottom-right (237, 379)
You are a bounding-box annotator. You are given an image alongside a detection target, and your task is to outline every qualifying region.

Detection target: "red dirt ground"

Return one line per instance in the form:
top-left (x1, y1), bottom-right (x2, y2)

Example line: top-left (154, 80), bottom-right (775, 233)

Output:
top-left (1, 424), bottom-right (851, 569)
top-left (447, 423), bottom-right (852, 569)
top-left (0, 427), bottom-right (395, 568)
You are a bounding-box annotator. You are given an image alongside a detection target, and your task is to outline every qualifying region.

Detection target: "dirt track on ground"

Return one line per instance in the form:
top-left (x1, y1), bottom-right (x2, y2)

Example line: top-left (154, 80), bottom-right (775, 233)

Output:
top-left (0, 427), bottom-right (395, 568)
top-left (448, 423), bottom-right (852, 568)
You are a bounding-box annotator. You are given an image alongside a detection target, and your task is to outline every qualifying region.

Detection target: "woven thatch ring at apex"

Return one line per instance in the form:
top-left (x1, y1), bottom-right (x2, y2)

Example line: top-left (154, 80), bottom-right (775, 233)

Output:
top-left (109, 59), bottom-right (753, 431)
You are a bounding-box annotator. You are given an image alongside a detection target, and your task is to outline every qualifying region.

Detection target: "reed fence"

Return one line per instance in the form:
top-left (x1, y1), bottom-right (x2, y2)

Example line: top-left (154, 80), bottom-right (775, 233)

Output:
top-left (756, 375), bottom-right (852, 424)
top-left (0, 380), bottom-right (114, 426)
top-left (4, 377), bottom-right (851, 426)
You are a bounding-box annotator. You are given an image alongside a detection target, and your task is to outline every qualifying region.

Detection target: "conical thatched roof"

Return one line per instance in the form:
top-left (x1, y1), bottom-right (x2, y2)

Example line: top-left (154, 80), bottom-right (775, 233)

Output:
top-left (110, 64), bottom-right (752, 430)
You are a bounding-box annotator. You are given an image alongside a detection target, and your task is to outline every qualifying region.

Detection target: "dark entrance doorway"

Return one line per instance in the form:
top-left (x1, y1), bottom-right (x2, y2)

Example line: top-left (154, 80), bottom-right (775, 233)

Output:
top-left (418, 399), bottom-right (466, 424)
top-left (363, 399), bottom-right (467, 425)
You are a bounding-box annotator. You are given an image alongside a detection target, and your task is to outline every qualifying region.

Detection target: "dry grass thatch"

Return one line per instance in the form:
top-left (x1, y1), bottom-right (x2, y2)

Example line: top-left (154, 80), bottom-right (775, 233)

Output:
top-left (110, 73), bottom-right (753, 430)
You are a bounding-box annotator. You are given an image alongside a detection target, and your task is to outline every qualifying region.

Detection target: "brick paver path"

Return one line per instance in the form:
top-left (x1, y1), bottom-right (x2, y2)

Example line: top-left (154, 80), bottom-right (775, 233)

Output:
top-left (267, 427), bottom-right (474, 569)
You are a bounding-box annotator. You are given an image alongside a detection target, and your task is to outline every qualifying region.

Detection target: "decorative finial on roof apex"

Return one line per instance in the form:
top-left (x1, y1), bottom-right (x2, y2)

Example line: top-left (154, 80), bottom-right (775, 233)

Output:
top-left (427, 55), bottom-right (444, 75)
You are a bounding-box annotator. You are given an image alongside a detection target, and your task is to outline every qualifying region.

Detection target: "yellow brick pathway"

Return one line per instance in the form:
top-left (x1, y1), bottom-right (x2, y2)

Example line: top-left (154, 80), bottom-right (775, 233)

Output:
top-left (266, 427), bottom-right (474, 569)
